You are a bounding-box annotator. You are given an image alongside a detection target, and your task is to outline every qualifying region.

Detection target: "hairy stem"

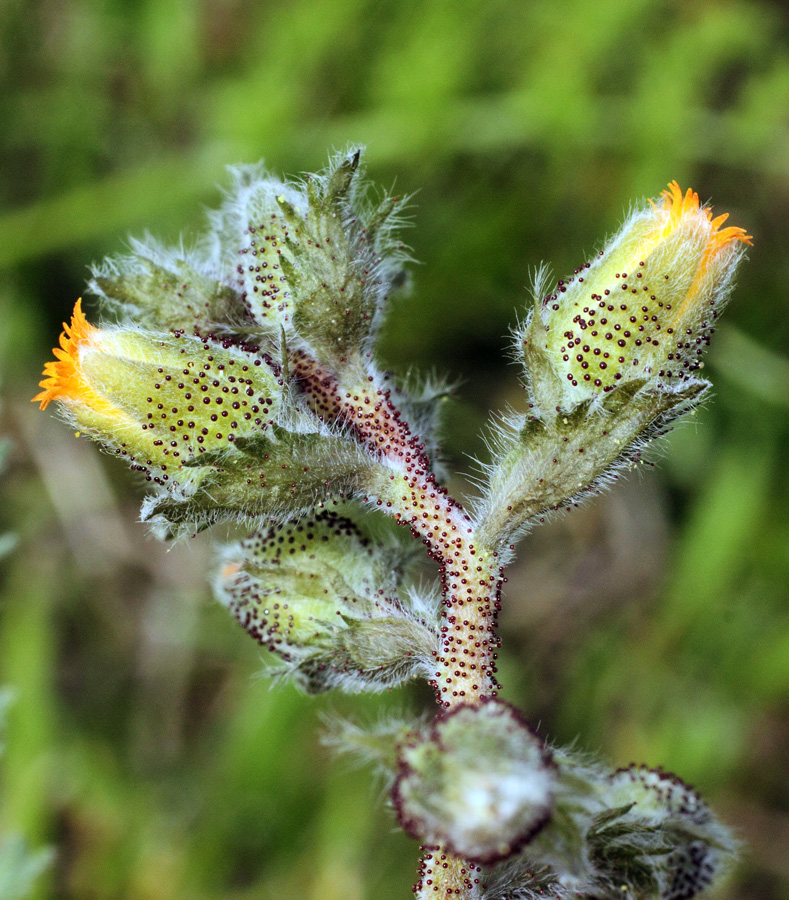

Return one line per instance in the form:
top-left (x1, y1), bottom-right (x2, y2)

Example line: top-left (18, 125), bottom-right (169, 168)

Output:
top-left (414, 850), bottom-right (483, 900)
top-left (295, 351), bottom-right (503, 702)
top-left (295, 350), bottom-right (504, 897)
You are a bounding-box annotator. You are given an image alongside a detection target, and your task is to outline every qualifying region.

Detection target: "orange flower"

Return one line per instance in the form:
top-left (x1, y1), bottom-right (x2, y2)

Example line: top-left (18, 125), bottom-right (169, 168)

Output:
top-left (656, 180), bottom-right (752, 251)
top-left (652, 181), bottom-right (752, 318)
top-left (34, 299), bottom-right (118, 415)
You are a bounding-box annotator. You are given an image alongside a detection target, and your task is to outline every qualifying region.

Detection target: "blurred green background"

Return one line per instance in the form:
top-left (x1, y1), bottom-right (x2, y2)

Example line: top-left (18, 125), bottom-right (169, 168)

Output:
top-left (0, 0), bottom-right (787, 897)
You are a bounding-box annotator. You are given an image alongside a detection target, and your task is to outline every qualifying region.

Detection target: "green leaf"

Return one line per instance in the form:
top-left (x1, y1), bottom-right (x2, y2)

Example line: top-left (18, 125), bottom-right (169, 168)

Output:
top-left (92, 254), bottom-right (245, 332)
top-left (142, 429), bottom-right (380, 538)
top-left (476, 380), bottom-right (707, 552)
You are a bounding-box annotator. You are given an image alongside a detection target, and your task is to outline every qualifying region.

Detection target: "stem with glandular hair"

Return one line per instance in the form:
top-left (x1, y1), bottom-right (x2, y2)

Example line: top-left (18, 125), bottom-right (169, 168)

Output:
top-left (296, 350), bottom-right (501, 899)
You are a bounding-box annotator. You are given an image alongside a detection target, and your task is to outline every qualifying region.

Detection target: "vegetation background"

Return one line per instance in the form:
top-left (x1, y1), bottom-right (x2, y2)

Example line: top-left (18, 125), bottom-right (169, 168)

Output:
top-left (0, 0), bottom-right (787, 897)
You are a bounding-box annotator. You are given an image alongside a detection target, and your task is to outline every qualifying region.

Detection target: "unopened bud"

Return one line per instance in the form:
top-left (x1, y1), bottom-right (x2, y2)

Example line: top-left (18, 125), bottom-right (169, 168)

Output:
top-left (392, 700), bottom-right (554, 864)
top-left (523, 182), bottom-right (751, 410)
top-left (505, 751), bottom-right (737, 900)
top-left (207, 164), bottom-right (307, 332)
top-left (215, 512), bottom-right (437, 692)
top-left (596, 764), bottom-right (734, 900)
top-left (211, 151), bottom-right (407, 365)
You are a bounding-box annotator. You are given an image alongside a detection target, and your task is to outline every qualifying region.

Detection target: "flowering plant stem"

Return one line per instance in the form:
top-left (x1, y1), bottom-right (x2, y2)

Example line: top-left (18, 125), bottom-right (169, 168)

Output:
top-left (296, 359), bottom-right (500, 897)
top-left (35, 151), bottom-right (749, 900)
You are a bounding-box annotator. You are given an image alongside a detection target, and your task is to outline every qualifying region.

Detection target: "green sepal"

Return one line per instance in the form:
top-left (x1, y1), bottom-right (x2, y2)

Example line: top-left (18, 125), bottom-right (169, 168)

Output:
top-left (476, 379), bottom-right (707, 551)
top-left (281, 152), bottom-right (376, 365)
top-left (179, 448), bottom-right (236, 469)
top-left (293, 613), bottom-right (437, 694)
top-left (325, 147), bottom-right (360, 201)
top-left (521, 318), bottom-right (568, 415)
top-left (176, 424), bottom-right (327, 469)
top-left (269, 149), bottom-right (407, 367)
top-left (587, 803), bottom-right (637, 832)
top-left (364, 194), bottom-right (400, 247)
top-left (142, 429), bottom-right (381, 538)
top-left (92, 257), bottom-right (243, 332)
top-left (339, 616), bottom-right (437, 674)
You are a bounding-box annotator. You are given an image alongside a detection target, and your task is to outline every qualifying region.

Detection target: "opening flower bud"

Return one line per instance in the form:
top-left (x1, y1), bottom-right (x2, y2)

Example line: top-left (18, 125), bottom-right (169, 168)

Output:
top-left (525, 182), bottom-right (751, 408)
top-left (34, 299), bottom-right (281, 475)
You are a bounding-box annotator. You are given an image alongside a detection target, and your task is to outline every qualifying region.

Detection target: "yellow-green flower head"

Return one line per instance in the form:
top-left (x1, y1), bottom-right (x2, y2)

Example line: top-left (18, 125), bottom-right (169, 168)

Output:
top-left (527, 182), bottom-right (752, 405)
top-left (34, 299), bottom-right (281, 478)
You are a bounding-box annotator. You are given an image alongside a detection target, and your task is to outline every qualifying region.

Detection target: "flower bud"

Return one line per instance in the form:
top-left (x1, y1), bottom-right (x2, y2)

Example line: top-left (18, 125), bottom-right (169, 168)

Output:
top-left (205, 164), bottom-right (306, 333)
top-left (392, 700), bottom-right (554, 864)
top-left (34, 299), bottom-right (282, 477)
top-left (478, 185), bottom-right (751, 552)
top-left (35, 300), bottom-right (392, 537)
top-left (209, 150), bottom-right (407, 366)
top-left (214, 512), bottom-right (437, 692)
top-left (497, 750), bottom-right (737, 900)
top-left (595, 764), bottom-right (733, 900)
top-left (523, 182), bottom-right (751, 410)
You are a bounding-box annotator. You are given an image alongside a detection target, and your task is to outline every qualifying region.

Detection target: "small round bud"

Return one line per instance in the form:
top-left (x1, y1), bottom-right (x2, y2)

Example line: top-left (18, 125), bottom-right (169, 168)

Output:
top-left (392, 699), bottom-right (554, 864)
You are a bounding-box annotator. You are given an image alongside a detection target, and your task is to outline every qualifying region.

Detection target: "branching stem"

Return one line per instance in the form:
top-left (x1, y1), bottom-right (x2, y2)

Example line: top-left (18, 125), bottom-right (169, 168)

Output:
top-left (296, 349), bottom-right (503, 898)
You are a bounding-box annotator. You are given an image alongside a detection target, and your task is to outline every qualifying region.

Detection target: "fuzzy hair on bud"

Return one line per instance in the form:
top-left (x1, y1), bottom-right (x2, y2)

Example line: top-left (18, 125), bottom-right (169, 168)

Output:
top-left (392, 700), bottom-right (554, 864)
top-left (485, 749), bottom-right (737, 900)
top-left (520, 183), bottom-right (750, 412)
top-left (321, 712), bottom-right (422, 780)
top-left (214, 511), bottom-right (439, 692)
top-left (473, 377), bottom-right (704, 554)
